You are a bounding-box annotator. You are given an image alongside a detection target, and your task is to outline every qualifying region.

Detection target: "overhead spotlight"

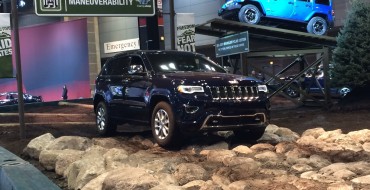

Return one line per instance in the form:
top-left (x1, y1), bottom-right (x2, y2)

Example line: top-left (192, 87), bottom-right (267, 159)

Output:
top-left (19, 0), bottom-right (26, 7)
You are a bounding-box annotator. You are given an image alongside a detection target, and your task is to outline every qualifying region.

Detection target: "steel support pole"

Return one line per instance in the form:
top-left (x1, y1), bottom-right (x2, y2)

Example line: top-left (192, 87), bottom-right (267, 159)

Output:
top-left (169, 0), bottom-right (175, 50)
top-left (322, 46), bottom-right (332, 108)
top-left (11, 0), bottom-right (26, 139)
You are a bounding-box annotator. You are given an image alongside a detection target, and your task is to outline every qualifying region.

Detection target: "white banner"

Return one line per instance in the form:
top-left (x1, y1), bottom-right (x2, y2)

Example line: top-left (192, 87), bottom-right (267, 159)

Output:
top-left (0, 13), bottom-right (13, 78)
top-left (176, 13), bottom-right (195, 52)
top-left (104, 38), bottom-right (140, 54)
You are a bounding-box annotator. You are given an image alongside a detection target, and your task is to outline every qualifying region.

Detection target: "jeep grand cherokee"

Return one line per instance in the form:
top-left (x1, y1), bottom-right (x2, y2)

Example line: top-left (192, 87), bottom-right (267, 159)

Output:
top-left (93, 50), bottom-right (270, 148)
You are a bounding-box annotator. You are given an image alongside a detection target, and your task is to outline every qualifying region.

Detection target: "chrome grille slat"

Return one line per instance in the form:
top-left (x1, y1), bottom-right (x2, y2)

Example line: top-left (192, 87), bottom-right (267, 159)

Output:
top-left (209, 86), bottom-right (259, 101)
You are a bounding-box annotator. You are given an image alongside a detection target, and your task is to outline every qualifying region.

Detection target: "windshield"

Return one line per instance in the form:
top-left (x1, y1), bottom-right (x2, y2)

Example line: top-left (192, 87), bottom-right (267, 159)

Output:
top-left (146, 53), bottom-right (226, 73)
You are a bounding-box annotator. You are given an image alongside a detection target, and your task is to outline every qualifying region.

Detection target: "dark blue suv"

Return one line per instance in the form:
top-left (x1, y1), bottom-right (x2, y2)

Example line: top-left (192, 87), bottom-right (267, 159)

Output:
top-left (219, 0), bottom-right (334, 35)
top-left (93, 50), bottom-right (270, 148)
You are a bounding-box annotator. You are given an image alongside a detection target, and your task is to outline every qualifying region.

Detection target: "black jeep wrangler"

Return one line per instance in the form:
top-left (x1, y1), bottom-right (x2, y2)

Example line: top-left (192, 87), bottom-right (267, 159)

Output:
top-left (93, 50), bottom-right (270, 148)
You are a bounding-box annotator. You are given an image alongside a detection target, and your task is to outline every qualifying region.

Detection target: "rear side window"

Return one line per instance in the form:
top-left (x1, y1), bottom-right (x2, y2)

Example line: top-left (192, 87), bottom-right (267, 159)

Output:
top-left (315, 0), bottom-right (330, 5)
top-left (106, 56), bottom-right (131, 75)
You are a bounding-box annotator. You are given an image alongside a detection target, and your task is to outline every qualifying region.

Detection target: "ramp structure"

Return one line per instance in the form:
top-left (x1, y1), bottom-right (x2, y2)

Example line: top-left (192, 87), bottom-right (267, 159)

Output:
top-left (196, 18), bottom-right (337, 108)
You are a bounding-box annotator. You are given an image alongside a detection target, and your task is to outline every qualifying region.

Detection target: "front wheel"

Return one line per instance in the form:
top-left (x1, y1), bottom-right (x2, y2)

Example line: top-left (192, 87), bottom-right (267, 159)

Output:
top-left (233, 127), bottom-right (266, 141)
top-left (307, 16), bottom-right (328, 35)
top-left (238, 4), bottom-right (261, 25)
top-left (285, 83), bottom-right (300, 98)
top-left (95, 102), bottom-right (117, 136)
top-left (151, 102), bottom-right (181, 148)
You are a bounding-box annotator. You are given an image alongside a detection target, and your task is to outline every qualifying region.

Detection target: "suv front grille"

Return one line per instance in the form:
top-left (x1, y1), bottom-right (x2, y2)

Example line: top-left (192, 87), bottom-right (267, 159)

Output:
top-left (209, 86), bottom-right (259, 101)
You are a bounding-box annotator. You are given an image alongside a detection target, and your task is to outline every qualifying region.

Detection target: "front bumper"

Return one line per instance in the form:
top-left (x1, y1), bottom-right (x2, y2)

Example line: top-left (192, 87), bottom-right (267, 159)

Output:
top-left (174, 99), bottom-right (270, 133)
top-left (218, 1), bottom-right (241, 19)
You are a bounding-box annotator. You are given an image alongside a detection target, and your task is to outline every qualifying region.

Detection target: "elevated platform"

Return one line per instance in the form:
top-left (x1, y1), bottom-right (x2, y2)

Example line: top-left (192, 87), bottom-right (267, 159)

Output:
top-left (195, 18), bottom-right (336, 109)
top-left (195, 18), bottom-right (337, 48)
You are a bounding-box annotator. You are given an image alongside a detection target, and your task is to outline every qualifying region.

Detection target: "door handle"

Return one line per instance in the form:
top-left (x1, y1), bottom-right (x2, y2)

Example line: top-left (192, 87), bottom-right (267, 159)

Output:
top-left (123, 79), bottom-right (129, 83)
top-left (288, 1), bottom-right (293, 4)
top-left (106, 79), bottom-right (111, 82)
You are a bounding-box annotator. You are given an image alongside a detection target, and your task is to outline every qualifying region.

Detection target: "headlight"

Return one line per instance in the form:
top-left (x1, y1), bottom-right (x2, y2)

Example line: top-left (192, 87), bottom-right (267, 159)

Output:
top-left (258, 85), bottom-right (268, 93)
top-left (177, 85), bottom-right (204, 94)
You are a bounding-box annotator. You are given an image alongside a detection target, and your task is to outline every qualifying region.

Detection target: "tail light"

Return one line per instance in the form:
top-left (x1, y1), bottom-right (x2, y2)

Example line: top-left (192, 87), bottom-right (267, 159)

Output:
top-left (331, 10), bottom-right (335, 16)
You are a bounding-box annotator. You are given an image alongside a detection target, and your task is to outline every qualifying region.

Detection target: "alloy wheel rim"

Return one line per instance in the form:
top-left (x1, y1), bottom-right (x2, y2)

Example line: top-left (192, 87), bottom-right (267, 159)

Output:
top-left (154, 109), bottom-right (170, 140)
top-left (245, 8), bottom-right (257, 23)
top-left (97, 107), bottom-right (106, 131)
top-left (313, 20), bottom-right (325, 35)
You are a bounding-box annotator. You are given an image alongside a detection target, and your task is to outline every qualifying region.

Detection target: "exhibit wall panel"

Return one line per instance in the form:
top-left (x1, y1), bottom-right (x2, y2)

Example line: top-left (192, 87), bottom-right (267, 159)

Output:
top-left (163, 0), bottom-right (224, 49)
top-left (99, 17), bottom-right (139, 58)
top-left (0, 19), bottom-right (90, 102)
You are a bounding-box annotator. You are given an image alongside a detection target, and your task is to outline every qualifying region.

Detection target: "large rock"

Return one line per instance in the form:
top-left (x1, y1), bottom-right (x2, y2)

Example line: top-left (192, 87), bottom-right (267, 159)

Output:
top-left (275, 142), bottom-right (297, 154)
top-left (81, 172), bottom-right (110, 190)
top-left (222, 157), bottom-right (256, 167)
top-left (250, 143), bottom-right (275, 152)
top-left (126, 150), bottom-right (162, 167)
top-left (102, 167), bottom-right (159, 189)
top-left (23, 133), bottom-right (55, 159)
top-left (254, 151), bottom-right (279, 162)
top-left (231, 145), bottom-right (253, 155)
top-left (92, 138), bottom-right (136, 153)
top-left (65, 146), bottom-right (108, 190)
top-left (300, 171), bottom-right (340, 183)
top-left (174, 163), bottom-right (208, 186)
top-left (46, 136), bottom-right (93, 151)
top-left (228, 179), bottom-right (271, 190)
top-left (103, 148), bottom-right (129, 171)
top-left (55, 149), bottom-right (84, 176)
top-left (308, 154), bottom-right (331, 168)
top-left (327, 182), bottom-right (354, 190)
top-left (39, 149), bottom-right (68, 171)
top-left (301, 128), bottom-right (326, 138)
top-left (206, 149), bottom-right (236, 163)
top-left (227, 162), bottom-right (260, 181)
top-left (347, 129), bottom-right (370, 144)
top-left (274, 127), bottom-right (300, 142)
top-left (182, 180), bottom-right (205, 189)
top-left (351, 175), bottom-right (370, 185)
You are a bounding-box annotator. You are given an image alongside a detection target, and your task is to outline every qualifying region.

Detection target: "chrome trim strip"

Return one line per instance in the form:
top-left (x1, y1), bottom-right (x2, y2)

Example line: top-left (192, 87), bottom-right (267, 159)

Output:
top-left (200, 112), bottom-right (267, 130)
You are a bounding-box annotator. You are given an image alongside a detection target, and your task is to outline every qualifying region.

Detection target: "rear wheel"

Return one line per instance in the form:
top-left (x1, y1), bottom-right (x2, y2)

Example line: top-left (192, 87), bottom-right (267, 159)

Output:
top-left (233, 127), bottom-right (266, 141)
top-left (338, 87), bottom-right (351, 97)
top-left (307, 16), bottom-right (327, 35)
top-left (151, 102), bottom-right (181, 148)
top-left (96, 102), bottom-right (117, 136)
top-left (238, 4), bottom-right (261, 24)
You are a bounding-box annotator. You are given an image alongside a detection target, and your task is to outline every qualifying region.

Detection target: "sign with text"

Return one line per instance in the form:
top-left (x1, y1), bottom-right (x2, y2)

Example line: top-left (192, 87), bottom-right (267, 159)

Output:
top-left (0, 13), bottom-right (13, 78)
top-left (35, 0), bottom-right (155, 16)
top-left (215, 31), bottom-right (249, 57)
top-left (176, 13), bottom-right (195, 52)
top-left (104, 38), bottom-right (140, 54)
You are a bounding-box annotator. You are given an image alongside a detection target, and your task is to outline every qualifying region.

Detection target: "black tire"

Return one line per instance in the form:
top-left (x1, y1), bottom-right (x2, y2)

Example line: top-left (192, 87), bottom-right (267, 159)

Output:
top-left (285, 83), bottom-right (300, 98)
top-left (233, 127), bottom-right (266, 141)
top-left (95, 102), bottom-right (117, 136)
top-left (238, 4), bottom-right (261, 24)
top-left (338, 87), bottom-right (351, 98)
top-left (151, 102), bottom-right (181, 148)
top-left (306, 16), bottom-right (328, 35)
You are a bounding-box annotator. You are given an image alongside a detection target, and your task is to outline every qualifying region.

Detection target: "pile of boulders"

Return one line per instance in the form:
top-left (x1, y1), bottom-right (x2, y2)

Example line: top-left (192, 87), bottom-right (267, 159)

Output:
top-left (23, 125), bottom-right (370, 190)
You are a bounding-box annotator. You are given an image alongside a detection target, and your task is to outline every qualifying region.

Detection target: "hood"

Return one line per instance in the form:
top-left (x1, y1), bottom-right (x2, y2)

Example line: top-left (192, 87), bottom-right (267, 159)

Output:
top-left (158, 72), bottom-right (259, 86)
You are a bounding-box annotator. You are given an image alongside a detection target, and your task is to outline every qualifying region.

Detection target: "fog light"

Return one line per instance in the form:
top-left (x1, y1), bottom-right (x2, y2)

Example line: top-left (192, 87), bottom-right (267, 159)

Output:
top-left (184, 105), bottom-right (199, 114)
